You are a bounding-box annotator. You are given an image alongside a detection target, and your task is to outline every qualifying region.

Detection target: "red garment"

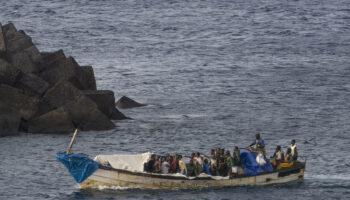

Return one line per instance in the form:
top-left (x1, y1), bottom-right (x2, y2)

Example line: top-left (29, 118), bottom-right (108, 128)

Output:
top-left (154, 161), bottom-right (161, 173)
top-left (170, 160), bottom-right (177, 173)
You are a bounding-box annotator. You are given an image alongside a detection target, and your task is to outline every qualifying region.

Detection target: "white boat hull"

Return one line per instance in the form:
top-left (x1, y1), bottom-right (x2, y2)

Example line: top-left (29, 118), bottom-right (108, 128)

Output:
top-left (80, 162), bottom-right (305, 189)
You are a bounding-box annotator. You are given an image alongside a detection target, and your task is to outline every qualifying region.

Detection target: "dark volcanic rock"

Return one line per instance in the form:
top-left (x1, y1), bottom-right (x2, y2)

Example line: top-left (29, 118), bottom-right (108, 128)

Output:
top-left (15, 73), bottom-right (50, 96)
top-left (43, 80), bottom-right (82, 110)
top-left (0, 102), bottom-right (21, 136)
top-left (0, 23), bottom-right (6, 58)
top-left (83, 90), bottom-right (130, 120)
top-left (83, 90), bottom-right (115, 117)
top-left (81, 66), bottom-right (96, 90)
top-left (6, 31), bottom-right (33, 58)
top-left (0, 58), bottom-right (21, 85)
top-left (116, 96), bottom-right (146, 109)
top-left (2, 25), bottom-right (44, 73)
top-left (10, 51), bottom-right (38, 73)
top-left (42, 81), bottom-right (116, 131)
top-left (40, 56), bottom-right (96, 90)
top-left (2, 23), bottom-right (17, 40)
top-left (64, 95), bottom-right (115, 131)
top-left (110, 108), bottom-right (130, 120)
top-left (24, 45), bottom-right (43, 65)
top-left (78, 108), bottom-right (115, 131)
top-left (0, 23), bottom-right (130, 134)
top-left (0, 84), bottom-right (39, 120)
top-left (28, 107), bottom-right (75, 134)
top-left (40, 50), bottom-right (66, 65)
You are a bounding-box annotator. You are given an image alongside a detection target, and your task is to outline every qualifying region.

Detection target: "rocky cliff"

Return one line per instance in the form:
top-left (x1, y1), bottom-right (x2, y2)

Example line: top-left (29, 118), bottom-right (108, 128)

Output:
top-left (0, 23), bottom-right (128, 136)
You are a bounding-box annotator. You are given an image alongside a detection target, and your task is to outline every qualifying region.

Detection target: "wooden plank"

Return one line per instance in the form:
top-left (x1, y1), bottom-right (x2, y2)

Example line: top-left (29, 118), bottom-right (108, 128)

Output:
top-left (66, 129), bottom-right (78, 154)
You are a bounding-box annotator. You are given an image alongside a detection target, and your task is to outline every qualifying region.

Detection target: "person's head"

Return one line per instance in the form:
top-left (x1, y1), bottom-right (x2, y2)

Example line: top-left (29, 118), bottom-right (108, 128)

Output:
top-left (204, 159), bottom-right (208, 164)
top-left (276, 145), bottom-right (281, 151)
top-left (191, 152), bottom-right (195, 158)
top-left (286, 148), bottom-right (291, 154)
top-left (211, 149), bottom-right (215, 155)
top-left (255, 133), bottom-right (261, 140)
top-left (291, 139), bottom-right (296, 145)
top-left (225, 150), bottom-right (230, 156)
top-left (234, 146), bottom-right (239, 152)
top-left (151, 154), bottom-right (156, 159)
top-left (196, 152), bottom-right (200, 157)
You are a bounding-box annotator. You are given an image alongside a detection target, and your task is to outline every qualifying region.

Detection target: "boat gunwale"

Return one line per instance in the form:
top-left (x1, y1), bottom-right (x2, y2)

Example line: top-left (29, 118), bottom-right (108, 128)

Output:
top-left (98, 161), bottom-right (306, 181)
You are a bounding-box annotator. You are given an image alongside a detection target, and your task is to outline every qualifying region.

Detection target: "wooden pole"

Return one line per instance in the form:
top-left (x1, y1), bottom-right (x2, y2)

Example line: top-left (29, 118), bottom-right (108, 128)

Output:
top-left (66, 129), bottom-right (78, 154)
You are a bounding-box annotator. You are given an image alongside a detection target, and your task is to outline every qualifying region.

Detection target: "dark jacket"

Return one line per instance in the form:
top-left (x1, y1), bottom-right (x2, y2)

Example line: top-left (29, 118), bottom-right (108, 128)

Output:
top-left (233, 151), bottom-right (240, 166)
top-left (187, 163), bottom-right (199, 177)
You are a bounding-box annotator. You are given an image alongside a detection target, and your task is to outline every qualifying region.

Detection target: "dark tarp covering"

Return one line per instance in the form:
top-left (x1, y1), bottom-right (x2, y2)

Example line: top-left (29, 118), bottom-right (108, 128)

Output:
top-left (239, 149), bottom-right (273, 175)
top-left (56, 152), bottom-right (99, 183)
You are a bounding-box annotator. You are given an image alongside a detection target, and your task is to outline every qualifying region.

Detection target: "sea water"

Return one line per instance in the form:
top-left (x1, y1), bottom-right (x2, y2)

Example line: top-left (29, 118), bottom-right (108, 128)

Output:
top-left (0, 0), bottom-right (350, 199)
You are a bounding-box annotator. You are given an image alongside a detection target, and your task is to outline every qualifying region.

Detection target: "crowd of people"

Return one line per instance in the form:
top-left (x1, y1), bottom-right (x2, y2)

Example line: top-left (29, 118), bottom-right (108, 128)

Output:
top-left (143, 134), bottom-right (299, 177)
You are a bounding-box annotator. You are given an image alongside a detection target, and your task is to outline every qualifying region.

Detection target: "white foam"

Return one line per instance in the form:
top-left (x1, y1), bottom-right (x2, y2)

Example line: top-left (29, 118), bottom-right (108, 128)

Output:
top-left (96, 185), bottom-right (139, 190)
top-left (76, 184), bottom-right (139, 190)
top-left (305, 174), bottom-right (350, 181)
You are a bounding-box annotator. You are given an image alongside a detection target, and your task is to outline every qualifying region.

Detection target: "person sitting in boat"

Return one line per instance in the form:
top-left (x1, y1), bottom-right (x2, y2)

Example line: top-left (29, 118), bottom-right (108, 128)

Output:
top-left (225, 150), bottom-right (233, 176)
top-left (161, 157), bottom-right (170, 174)
top-left (217, 157), bottom-right (226, 176)
top-left (195, 152), bottom-right (203, 165)
top-left (277, 148), bottom-right (295, 169)
top-left (232, 146), bottom-right (241, 167)
top-left (220, 148), bottom-right (225, 158)
top-left (250, 133), bottom-right (266, 154)
top-left (178, 155), bottom-right (187, 175)
top-left (169, 154), bottom-right (177, 173)
top-left (210, 154), bottom-right (217, 176)
top-left (203, 159), bottom-right (211, 175)
top-left (271, 146), bottom-right (284, 168)
top-left (154, 155), bottom-right (161, 173)
top-left (194, 152), bottom-right (204, 173)
top-left (291, 139), bottom-right (298, 161)
top-left (144, 154), bottom-right (156, 172)
top-left (187, 159), bottom-right (199, 177)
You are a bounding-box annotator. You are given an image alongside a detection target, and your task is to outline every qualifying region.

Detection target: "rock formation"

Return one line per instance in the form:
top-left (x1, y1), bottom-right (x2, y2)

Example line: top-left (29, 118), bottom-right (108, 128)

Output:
top-left (0, 23), bottom-right (128, 136)
top-left (116, 96), bottom-right (147, 109)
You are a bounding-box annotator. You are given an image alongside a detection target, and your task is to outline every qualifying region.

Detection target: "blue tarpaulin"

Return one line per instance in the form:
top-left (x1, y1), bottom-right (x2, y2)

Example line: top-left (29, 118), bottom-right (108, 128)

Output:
top-left (56, 152), bottom-right (99, 183)
top-left (239, 149), bottom-right (273, 175)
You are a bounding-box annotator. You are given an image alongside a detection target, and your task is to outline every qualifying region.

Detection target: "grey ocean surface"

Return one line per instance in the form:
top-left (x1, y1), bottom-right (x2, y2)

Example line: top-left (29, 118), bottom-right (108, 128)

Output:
top-left (1, 0), bottom-right (350, 199)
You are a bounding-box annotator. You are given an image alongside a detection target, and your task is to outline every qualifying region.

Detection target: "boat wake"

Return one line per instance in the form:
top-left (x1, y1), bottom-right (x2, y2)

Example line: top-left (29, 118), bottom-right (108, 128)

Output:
top-left (305, 174), bottom-right (350, 181)
top-left (77, 184), bottom-right (140, 190)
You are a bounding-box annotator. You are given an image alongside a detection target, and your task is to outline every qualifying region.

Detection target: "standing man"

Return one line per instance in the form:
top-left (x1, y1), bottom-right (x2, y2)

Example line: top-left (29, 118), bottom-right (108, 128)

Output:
top-left (291, 139), bottom-right (298, 161)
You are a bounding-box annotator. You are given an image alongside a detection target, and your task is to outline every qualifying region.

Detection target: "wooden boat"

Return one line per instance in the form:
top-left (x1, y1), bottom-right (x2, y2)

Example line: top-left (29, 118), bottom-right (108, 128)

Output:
top-left (79, 161), bottom-right (306, 189)
top-left (57, 129), bottom-right (306, 189)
